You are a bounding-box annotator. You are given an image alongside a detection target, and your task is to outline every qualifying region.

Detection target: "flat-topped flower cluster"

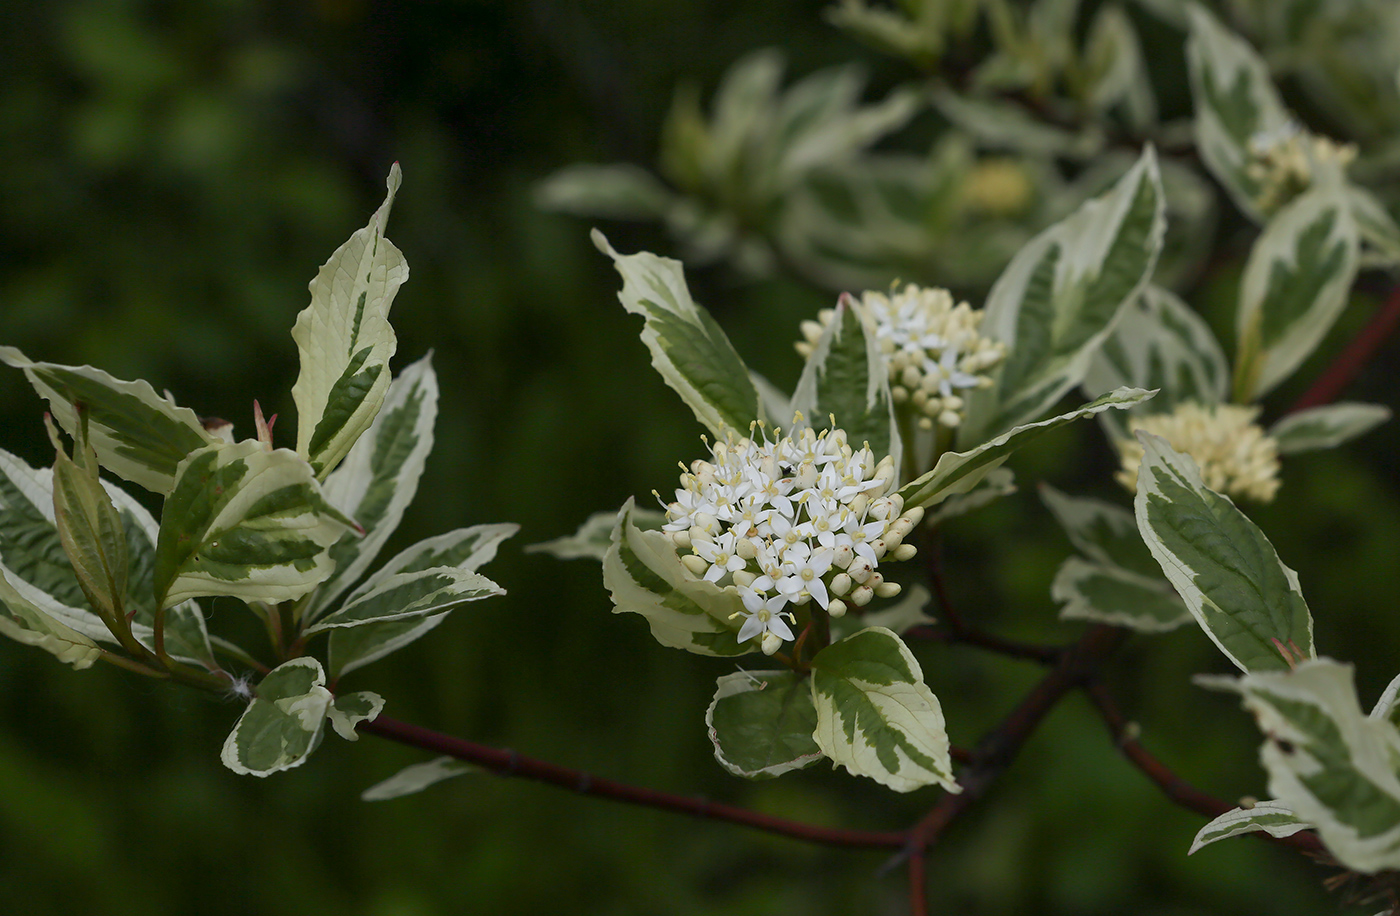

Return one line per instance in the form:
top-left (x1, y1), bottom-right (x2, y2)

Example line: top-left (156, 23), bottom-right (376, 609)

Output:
top-left (1117, 402), bottom-right (1281, 503)
top-left (659, 420), bottom-right (923, 655)
top-left (798, 285), bottom-right (1006, 431)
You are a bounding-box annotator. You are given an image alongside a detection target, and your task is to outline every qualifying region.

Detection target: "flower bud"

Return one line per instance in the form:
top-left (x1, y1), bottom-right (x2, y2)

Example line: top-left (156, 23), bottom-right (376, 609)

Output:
top-left (732, 570), bottom-right (756, 588)
top-left (761, 631), bottom-right (784, 656)
top-left (736, 537), bottom-right (757, 560)
top-left (833, 544), bottom-right (854, 569)
top-left (827, 599), bottom-right (847, 618)
top-left (682, 554), bottom-right (709, 577)
top-left (875, 581), bottom-right (902, 598)
top-left (830, 573), bottom-right (852, 596)
top-left (871, 539), bottom-right (887, 559)
top-left (671, 530), bottom-right (692, 549)
top-left (902, 505), bottom-right (924, 527)
top-left (849, 557), bottom-right (873, 584)
top-left (850, 585), bottom-right (874, 607)
top-left (892, 543), bottom-right (917, 562)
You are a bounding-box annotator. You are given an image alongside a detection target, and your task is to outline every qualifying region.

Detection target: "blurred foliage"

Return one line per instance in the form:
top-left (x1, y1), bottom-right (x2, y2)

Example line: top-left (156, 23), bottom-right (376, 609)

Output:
top-left (1, 0), bottom-right (1398, 914)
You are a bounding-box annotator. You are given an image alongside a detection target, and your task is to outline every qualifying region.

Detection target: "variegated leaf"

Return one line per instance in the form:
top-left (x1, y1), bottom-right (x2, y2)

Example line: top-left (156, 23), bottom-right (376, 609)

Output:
top-left (328, 612), bottom-right (449, 679)
top-left (706, 670), bottom-right (822, 779)
top-left (810, 626), bottom-right (958, 793)
top-left (527, 509), bottom-right (665, 563)
top-left (0, 347), bottom-right (218, 494)
top-left (154, 441), bottom-right (357, 609)
top-left (932, 88), bottom-right (1104, 159)
top-left (0, 567), bottom-right (101, 669)
top-left (1040, 483), bottom-right (1161, 579)
top-left (601, 498), bottom-right (749, 657)
top-left (961, 148), bottom-right (1164, 441)
top-left (593, 231), bottom-right (763, 436)
top-left (1185, 4), bottom-right (1292, 221)
top-left (1348, 184), bottom-right (1400, 267)
top-left (1133, 433), bottom-right (1313, 672)
top-left (1369, 671), bottom-right (1400, 726)
top-left (899, 387), bottom-right (1153, 510)
top-left (1083, 285), bottom-right (1228, 434)
top-left (1190, 800), bottom-right (1310, 854)
top-left (926, 468), bottom-right (1016, 526)
top-left (1052, 556), bottom-right (1189, 632)
top-left (292, 164), bottom-right (407, 478)
top-left (362, 756), bottom-right (477, 801)
top-left (1269, 403), bottom-right (1391, 455)
top-left (326, 691), bottom-right (384, 741)
top-left (1234, 180), bottom-right (1359, 401)
top-left (309, 354), bottom-right (439, 618)
top-left (304, 566), bottom-right (502, 635)
top-left (535, 163), bottom-right (674, 220)
top-left (48, 415), bottom-right (129, 627)
top-left (789, 294), bottom-right (899, 469)
top-left (1214, 659), bottom-right (1400, 873)
top-left (221, 657), bottom-right (333, 777)
top-left (830, 583), bottom-right (934, 643)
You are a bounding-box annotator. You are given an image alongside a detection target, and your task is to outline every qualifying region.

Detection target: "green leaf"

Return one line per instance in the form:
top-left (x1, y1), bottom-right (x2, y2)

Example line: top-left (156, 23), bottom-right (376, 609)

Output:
top-left (810, 627), bottom-right (959, 792)
top-left (0, 347), bottom-right (218, 495)
top-left (1185, 4), bottom-right (1292, 221)
top-left (527, 509), bottom-right (666, 563)
top-left (292, 164), bottom-right (407, 478)
top-left (1040, 483), bottom-right (1161, 579)
top-left (1189, 800), bottom-right (1310, 854)
top-left (1212, 659), bottom-right (1400, 873)
top-left (361, 756), bottom-right (477, 801)
top-left (534, 164), bottom-right (674, 220)
top-left (1082, 286), bottom-right (1228, 431)
top-left (789, 294), bottom-right (899, 468)
top-left (1234, 181), bottom-right (1359, 401)
top-left (1052, 556), bottom-right (1188, 632)
top-left (305, 566), bottom-right (503, 635)
top-left (964, 148), bottom-right (1165, 440)
top-left (1268, 403), bottom-right (1391, 455)
top-left (601, 498), bottom-right (749, 657)
top-left (221, 657), bottom-right (333, 777)
top-left (706, 670), bottom-right (822, 778)
top-left (48, 415), bottom-right (129, 627)
top-left (0, 567), bottom-right (101, 669)
top-left (1133, 433), bottom-right (1313, 672)
top-left (154, 441), bottom-right (357, 609)
top-left (308, 354), bottom-right (439, 619)
top-left (326, 691), bottom-right (384, 741)
top-left (899, 387), bottom-right (1153, 510)
top-left (594, 231), bottom-right (762, 436)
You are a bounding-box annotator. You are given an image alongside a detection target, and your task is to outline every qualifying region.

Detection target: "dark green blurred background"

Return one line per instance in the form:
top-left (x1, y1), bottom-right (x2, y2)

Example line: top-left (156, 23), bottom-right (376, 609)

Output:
top-left (1, 1), bottom-right (1397, 914)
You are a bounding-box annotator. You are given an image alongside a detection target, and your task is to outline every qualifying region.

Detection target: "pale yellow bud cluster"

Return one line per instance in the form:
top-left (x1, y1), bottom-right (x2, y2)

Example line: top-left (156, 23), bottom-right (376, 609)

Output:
top-left (1246, 123), bottom-right (1356, 215)
top-left (1116, 403), bottom-right (1281, 503)
top-left (796, 286), bottom-right (1006, 432)
top-left (959, 158), bottom-right (1035, 217)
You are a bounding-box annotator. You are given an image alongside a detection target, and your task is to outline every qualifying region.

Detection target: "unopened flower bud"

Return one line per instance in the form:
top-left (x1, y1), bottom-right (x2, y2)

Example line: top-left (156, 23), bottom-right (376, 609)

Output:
top-left (891, 385), bottom-right (908, 404)
top-left (849, 557), bottom-right (874, 584)
top-left (682, 554), bottom-right (710, 577)
top-left (875, 581), bottom-right (902, 598)
top-left (732, 570), bottom-right (756, 588)
top-left (851, 585), bottom-right (874, 607)
top-left (736, 537), bottom-right (757, 560)
top-left (871, 540), bottom-right (887, 559)
top-left (892, 543), bottom-right (917, 562)
top-left (828, 599), bottom-right (847, 618)
top-left (866, 571), bottom-right (884, 589)
top-left (671, 530), bottom-right (692, 549)
top-left (830, 573), bottom-right (852, 596)
top-left (902, 505), bottom-right (924, 527)
top-left (849, 494), bottom-right (869, 518)
top-left (833, 544), bottom-right (854, 569)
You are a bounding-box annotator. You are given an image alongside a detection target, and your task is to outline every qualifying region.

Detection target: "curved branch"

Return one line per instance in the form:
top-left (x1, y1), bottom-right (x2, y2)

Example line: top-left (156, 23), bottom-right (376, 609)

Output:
top-left (358, 714), bottom-right (907, 850)
top-left (1289, 283), bottom-right (1400, 413)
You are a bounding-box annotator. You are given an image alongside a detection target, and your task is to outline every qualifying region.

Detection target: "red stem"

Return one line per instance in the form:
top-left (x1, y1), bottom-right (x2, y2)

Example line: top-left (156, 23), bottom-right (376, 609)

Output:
top-left (1289, 284), bottom-right (1400, 413)
top-left (358, 714), bottom-right (906, 849)
top-left (907, 845), bottom-right (927, 916)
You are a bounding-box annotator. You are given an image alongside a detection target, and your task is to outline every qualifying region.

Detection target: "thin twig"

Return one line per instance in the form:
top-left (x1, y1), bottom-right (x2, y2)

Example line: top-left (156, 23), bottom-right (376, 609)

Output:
top-left (358, 714), bottom-right (906, 850)
top-left (1290, 283), bottom-right (1400, 413)
top-left (907, 844), bottom-right (927, 916)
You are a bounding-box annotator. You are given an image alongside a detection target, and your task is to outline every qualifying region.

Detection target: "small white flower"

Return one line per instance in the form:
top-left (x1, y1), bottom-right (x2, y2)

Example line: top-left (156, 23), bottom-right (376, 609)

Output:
top-left (693, 532), bottom-right (747, 582)
top-left (737, 585), bottom-right (796, 648)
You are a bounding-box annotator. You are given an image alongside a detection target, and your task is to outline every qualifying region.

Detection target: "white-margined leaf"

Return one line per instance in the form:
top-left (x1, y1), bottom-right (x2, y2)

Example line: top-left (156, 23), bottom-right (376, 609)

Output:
top-left (594, 231), bottom-right (763, 436)
top-left (962, 148), bottom-right (1164, 441)
top-left (1268, 403), bottom-right (1391, 455)
top-left (1348, 185), bottom-right (1400, 267)
top-left (927, 468), bottom-right (1016, 526)
top-left (527, 509), bottom-right (666, 563)
top-left (329, 612), bottom-right (448, 679)
top-left (305, 566), bottom-right (502, 635)
top-left (326, 691), bottom-right (384, 741)
top-left (1369, 671), bottom-right (1400, 725)
top-left (810, 627), bottom-right (958, 793)
top-left (932, 88), bottom-right (1104, 160)
top-left (1211, 659), bottom-right (1400, 873)
top-left (221, 657), bottom-right (333, 777)
top-left (154, 441), bottom-right (357, 609)
top-left (534, 164), bottom-right (674, 220)
top-left (1134, 432), bottom-right (1313, 672)
top-left (309, 354), bottom-right (439, 618)
top-left (706, 670), bottom-right (822, 779)
top-left (292, 164), bottom-right (407, 478)
top-left (788, 295), bottom-right (899, 470)
top-left (1234, 180), bottom-right (1359, 401)
top-left (1185, 4), bottom-right (1292, 221)
top-left (1190, 800), bottom-right (1310, 854)
top-left (48, 415), bottom-right (129, 629)
top-left (0, 567), bottom-right (100, 669)
top-left (1083, 285), bottom-right (1228, 433)
top-left (1052, 556), bottom-right (1189, 632)
top-left (602, 498), bottom-right (749, 657)
top-left (899, 387), bottom-right (1153, 510)
top-left (1081, 5), bottom-right (1152, 121)
top-left (1040, 483), bottom-right (1162, 579)
top-left (362, 756), bottom-right (478, 801)
top-left (0, 348), bottom-right (218, 495)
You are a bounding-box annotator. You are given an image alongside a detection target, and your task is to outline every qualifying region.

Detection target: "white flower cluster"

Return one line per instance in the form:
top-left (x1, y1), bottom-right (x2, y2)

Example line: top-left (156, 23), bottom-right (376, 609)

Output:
top-left (1246, 122), bottom-right (1356, 215)
top-left (659, 422), bottom-right (925, 655)
top-left (1117, 403), bottom-right (1281, 503)
top-left (798, 286), bottom-right (1005, 431)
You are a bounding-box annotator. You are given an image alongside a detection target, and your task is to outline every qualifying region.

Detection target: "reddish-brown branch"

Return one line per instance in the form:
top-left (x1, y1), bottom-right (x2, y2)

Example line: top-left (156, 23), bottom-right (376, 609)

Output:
top-left (907, 845), bottom-right (927, 916)
top-left (1290, 284), bottom-right (1400, 413)
top-left (1082, 681), bottom-right (1325, 856)
top-left (358, 714), bottom-right (906, 850)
